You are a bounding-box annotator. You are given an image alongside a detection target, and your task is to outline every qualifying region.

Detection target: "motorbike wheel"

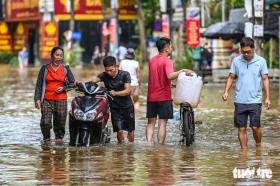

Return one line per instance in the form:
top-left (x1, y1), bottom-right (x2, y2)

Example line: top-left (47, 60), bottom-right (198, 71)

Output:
top-left (90, 123), bottom-right (102, 144)
top-left (69, 115), bottom-right (79, 146)
top-left (101, 123), bottom-right (111, 145)
top-left (78, 123), bottom-right (90, 146)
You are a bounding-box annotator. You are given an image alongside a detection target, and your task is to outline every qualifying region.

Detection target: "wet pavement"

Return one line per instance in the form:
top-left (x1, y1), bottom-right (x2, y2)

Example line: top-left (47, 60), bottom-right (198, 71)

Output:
top-left (0, 65), bottom-right (280, 185)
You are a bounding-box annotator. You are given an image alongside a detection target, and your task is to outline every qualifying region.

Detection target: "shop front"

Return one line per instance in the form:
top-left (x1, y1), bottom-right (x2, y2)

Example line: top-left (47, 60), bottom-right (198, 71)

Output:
top-left (55, 0), bottom-right (103, 63)
top-left (5, 0), bottom-right (41, 64)
top-left (55, 0), bottom-right (138, 63)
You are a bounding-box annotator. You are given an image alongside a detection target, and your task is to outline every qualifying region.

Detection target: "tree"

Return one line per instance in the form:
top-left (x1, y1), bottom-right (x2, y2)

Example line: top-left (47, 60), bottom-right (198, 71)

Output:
top-left (136, 0), bottom-right (147, 63)
top-left (206, 0), bottom-right (244, 25)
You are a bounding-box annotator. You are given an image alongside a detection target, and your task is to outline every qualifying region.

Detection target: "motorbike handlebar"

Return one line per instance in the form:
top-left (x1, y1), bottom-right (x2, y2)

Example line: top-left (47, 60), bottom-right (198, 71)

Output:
top-left (69, 82), bottom-right (114, 100)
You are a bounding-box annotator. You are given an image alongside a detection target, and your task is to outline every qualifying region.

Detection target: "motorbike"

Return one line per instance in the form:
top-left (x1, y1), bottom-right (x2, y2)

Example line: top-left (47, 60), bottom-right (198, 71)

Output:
top-left (68, 82), bottom-right (111, 146)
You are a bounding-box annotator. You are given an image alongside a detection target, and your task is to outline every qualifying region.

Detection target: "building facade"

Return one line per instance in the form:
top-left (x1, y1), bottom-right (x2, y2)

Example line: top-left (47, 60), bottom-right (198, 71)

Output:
top-left (0, 0), bottom-right (137, 63)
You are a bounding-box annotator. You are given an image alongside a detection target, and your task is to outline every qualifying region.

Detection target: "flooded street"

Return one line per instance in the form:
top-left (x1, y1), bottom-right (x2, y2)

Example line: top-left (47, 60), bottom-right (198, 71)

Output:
top-left (0, 65), bottom-right (280, 185)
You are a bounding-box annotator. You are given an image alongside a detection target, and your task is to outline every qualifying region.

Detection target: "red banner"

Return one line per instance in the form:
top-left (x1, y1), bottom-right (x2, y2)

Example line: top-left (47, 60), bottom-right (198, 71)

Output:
top-left (118, 0), bottom-right (137, 20)
top-left (0, 22), bottom-right (12, 51)
top-left (5, 0), bottom-right (40, 21)
top-left (186, 19), bottom-right (200, 48)
top-left (55, 0), bottom-right (103, 20)
top-left (162, 14), bottom-right (169, 38)
top-left (109, 19), bottom-right (117, 44)
top-left (40, 21), bottom-right (59, 60)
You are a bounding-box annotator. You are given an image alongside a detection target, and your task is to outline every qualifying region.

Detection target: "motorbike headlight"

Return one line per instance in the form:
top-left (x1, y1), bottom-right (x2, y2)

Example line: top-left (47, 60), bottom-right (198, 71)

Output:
top-left (86, 110), bottom-right (97, 121)
top-left (74, 109), bottom-right (84, 120)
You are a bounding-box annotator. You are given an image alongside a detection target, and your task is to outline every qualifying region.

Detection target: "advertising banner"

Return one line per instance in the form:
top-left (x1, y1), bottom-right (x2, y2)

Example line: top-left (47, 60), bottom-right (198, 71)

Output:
top-left (118, 0), bottom-right (137, 20)
top-left (162, 14), bottom-right (170, 38)
top-left (186, 7), bottom-right (200, 48)
top-left (109, 18), bottom-right (118, 53)
top-left (40, 21), bottom-right (58, 60)
top-left (6, 0), bottom-right (40, 21)
top-left (55, 0), bottom-right (103, 20)
top-left (0, 22), bottom-right (12, 51)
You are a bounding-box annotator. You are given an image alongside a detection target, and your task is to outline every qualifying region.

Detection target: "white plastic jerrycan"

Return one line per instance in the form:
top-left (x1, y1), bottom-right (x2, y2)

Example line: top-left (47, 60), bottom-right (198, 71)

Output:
top-left (174, 72), bottom-right (203, 108)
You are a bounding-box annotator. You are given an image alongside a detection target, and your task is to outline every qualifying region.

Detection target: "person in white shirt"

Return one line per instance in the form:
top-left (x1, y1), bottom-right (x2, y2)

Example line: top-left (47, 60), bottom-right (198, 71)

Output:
top-left (119, 48), bottom-right (141, 109)
top-left (115, 44), bottom-right (127, 63)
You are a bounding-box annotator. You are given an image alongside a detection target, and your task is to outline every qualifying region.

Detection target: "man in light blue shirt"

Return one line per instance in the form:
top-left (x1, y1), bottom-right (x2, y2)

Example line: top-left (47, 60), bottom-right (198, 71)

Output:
top-left (18, 46), bottom-right (28, 69)
top-left (223, 37), bottom-right (270, 149)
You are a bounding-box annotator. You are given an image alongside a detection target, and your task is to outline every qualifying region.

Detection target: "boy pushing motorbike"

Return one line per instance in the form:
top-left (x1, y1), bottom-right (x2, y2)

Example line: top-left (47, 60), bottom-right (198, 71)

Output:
top-left (95, 56), bottom-right (135, 143)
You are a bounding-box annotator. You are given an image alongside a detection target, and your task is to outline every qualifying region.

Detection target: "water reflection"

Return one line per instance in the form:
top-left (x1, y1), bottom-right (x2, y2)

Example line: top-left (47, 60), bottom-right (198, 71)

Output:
top-left (18, 67), bottom-right (28, 84)
top-left (0, 65), bottom-right (280, 185)
top-left (145, 146), bottom-right (175, 185)
top-left (36, 144), bottom-right (69, 185)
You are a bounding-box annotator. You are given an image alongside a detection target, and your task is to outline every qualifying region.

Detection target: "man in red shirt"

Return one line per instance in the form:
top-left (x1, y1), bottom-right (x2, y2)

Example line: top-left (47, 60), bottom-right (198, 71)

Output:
top-left (146, 37), bottom-right (192, 144)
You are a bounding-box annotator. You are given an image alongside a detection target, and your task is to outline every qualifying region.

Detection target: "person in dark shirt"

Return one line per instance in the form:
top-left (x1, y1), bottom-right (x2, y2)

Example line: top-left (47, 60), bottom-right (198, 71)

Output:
top-left (201, 42), bottom-right (213, 69)
top-left (96, 56), bottom-right (135, 143)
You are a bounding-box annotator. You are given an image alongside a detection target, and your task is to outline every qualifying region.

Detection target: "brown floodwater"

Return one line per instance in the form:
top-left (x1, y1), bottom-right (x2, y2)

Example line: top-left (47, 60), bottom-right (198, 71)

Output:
top-left (0, 64), bottom-right (280, 185)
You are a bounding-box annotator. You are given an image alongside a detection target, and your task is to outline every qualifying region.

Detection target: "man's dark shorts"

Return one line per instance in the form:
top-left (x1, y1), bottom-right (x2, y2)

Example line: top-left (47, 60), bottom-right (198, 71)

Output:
top-left (111, 106), bottom-right (135, 132)
top-left (234, 103), bottom-right (262, 128)
top-left (146, 100), bottom-right (173, 119)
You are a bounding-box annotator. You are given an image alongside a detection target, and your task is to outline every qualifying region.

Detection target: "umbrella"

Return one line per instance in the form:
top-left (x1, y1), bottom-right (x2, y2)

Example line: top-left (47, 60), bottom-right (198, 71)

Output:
top-left (203, 22), bottom-right (227, 39)
top-left (219, 22), bottom-right (244, 40)
top-left (203, 21), bottom-right (244, 40)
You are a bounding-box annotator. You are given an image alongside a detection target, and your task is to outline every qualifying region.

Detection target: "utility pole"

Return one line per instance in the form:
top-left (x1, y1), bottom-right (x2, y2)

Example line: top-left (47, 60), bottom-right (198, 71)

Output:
top-left (167, 0), bottom-right (174, 39)
top-left (182, 0), bottom-right (187, 47)
top-left (201, 0), bottom-right (205, 27)
top-left (69, 0), bottom-right (75, 32)
top-left (251, 0), bottom-right (264, 56)
top-left (111, 0), bottom-right (119, 54)
top-left (136, 0), bottom-right (147, 63)
top-left (222, 0), bottom-right (225, 22)
top-left (278, 16), bottom-right (280, 105)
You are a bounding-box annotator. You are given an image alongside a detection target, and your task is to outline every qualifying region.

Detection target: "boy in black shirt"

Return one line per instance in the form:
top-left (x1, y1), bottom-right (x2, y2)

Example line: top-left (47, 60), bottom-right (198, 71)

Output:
top-left (97, 56), bottom-right (135, 143)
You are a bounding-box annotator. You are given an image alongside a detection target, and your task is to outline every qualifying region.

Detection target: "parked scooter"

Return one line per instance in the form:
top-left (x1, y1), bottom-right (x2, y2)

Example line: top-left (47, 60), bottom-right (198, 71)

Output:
top-left (68, 82), bottom-right (111, 146)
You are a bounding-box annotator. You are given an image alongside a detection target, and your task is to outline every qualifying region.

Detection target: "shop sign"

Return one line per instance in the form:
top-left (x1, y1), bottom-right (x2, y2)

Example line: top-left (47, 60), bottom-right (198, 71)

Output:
top-left (6, 0), bottom-right (40, 21)
top-left (72, 32), bottom-right (82, 40)
top-left (0, 22), bottom-right (12, 51)
top-left (40, 21), bottom-right (58, 60)
top-left (254, 0), bottom-right (264, 18)
top-left (186, 7), bottom-right (200, 48)
top-left (55, 0), bottom-right (103, 20)
top-left (254, 24), bottom-right (264, 37)
top-left (14, 23), bottom-right (25, 51)
top-left (39, 0), bottom-right (54, 13)
top-left (173, 0), bottom-right (183, 22)
top-left (118, 0), bottom-right (137, 20)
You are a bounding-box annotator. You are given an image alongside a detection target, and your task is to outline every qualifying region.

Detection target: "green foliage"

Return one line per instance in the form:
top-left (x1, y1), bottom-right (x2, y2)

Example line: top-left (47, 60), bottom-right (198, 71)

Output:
top-left (66, 50), bottom-right (77, 67)
top-left (174, 46), bottom-right (195, 70)
top-left (262, 39), bottom-right (279, 68)
top-left (9, 57), bottom-right (19, 68)
top-left (134, 47), bottom-right (141, 62)
top-left (207, 0), bottom-right (244, 25)
top-left (64, 47), bottom-right (85, 67)
top-left (141, 0), bottom-right (160, 36)
top-left (0, 52), bottom-right (14, 64)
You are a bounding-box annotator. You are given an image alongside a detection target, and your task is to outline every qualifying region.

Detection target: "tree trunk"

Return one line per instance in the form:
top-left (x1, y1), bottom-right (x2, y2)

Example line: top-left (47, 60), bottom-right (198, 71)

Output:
top-left (136, 0), bottom-right (147, 63)
top-left (269, 38), bottom-right (276, 68)
top-left (70, 0), bottom-right (75, 32)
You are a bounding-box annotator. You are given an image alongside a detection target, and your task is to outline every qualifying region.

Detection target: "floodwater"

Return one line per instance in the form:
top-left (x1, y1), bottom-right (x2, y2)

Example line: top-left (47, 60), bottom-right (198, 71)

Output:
top-left (0, 64), bottom-right (280, 185)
